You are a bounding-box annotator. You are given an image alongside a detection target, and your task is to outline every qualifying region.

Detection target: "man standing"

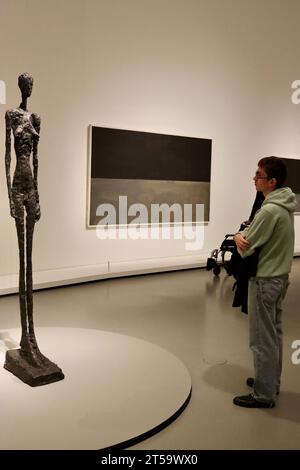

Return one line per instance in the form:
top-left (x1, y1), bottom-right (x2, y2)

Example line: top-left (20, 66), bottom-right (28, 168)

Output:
top-left (234, 157), bottom-right (296, 408)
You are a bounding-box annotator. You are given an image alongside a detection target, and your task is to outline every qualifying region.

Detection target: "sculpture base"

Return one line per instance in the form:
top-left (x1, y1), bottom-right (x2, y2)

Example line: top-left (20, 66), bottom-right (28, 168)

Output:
top-left (4, 349), bottom-right (64, 387)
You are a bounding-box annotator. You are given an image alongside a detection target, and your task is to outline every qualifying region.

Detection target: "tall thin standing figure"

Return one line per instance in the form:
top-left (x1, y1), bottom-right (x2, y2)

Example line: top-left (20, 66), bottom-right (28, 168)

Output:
top-left (4, 73), bottom-right (64, 386)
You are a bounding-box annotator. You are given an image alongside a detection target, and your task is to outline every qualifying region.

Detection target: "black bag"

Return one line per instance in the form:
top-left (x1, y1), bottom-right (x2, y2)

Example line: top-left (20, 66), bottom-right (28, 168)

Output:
top-left (231, 248), bottom-right (259, 314)
top-left (230, 192), bottom-right (264, 314)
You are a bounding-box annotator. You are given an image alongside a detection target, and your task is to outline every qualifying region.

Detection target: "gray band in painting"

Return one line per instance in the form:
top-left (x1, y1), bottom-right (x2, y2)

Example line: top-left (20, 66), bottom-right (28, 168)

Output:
top-left (90, 178), bottom-right (210, 226)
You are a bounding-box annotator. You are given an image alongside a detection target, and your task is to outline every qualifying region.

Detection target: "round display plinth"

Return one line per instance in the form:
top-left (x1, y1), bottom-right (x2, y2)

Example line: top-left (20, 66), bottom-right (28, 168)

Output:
top-left (0, 328), bottom-right (191, 450)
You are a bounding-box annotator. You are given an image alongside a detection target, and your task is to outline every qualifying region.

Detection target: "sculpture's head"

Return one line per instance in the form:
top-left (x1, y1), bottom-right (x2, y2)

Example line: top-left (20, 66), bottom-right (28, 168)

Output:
top-left (18, 73), bottom-right (33, 98)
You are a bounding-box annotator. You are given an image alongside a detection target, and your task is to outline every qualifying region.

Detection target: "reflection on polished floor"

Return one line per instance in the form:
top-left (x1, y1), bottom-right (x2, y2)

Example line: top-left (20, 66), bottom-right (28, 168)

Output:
top-left (1, 258), bottom-right (300, 450)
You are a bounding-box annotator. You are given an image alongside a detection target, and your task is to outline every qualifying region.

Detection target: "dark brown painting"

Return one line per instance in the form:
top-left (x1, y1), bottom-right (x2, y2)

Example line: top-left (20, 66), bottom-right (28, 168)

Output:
top-left (88, 126), bottom-right (212, 226)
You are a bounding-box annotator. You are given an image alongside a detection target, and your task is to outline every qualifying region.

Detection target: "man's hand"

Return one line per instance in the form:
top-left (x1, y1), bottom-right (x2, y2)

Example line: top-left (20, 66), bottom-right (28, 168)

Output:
top-left (234, 233), bottom-right (251, 251)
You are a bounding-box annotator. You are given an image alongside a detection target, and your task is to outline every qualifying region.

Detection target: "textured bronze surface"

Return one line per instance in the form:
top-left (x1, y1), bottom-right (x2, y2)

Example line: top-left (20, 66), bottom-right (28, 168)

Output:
top-left (4, 74), bottom-right (64, 386)
top-left (5, 349), bottom-right (64, 387)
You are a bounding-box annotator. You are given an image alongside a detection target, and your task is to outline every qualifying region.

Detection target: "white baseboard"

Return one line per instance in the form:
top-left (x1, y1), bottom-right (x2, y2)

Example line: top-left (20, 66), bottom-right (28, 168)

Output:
top-left (0, 262), bottom-right (108, 295)
top-left (109, 254), bottom-right (206, 275)
top-left (1, 250), bottom-right (299, 296)
top-left (0, 254), bottom-right (209, 295)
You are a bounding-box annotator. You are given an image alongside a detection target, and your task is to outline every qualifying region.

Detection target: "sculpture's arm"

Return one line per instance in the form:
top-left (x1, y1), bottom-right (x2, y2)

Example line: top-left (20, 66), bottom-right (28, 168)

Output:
top-left (32, 113), bottom-right (41, 220)
top-left (5, 111), bottom-right (15, 218)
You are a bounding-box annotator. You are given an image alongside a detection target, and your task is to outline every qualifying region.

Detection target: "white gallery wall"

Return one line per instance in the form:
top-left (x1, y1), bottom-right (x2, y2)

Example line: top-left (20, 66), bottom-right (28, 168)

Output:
top-left (0, 0), bottom-right (300, 293)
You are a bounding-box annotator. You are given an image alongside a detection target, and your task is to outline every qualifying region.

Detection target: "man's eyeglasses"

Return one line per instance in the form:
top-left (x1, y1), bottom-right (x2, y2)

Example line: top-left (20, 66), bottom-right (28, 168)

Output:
top-left (254, 172), bottom-right (270, 180)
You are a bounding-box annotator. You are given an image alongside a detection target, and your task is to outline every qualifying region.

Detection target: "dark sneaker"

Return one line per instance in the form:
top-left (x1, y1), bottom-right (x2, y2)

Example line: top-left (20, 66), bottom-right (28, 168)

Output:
top-left (246, 377), bottom-right (279, 395)
top-left (233, 393), bottom-right (275, 408)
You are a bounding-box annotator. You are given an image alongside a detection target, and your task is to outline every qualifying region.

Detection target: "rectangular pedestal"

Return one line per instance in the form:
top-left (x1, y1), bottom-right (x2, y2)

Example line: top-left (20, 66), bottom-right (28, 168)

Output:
top-left (4, 349), bottom-right (64, 387)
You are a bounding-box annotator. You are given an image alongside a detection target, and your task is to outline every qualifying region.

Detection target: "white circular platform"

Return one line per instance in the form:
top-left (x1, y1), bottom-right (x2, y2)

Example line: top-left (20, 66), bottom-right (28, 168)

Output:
top-left (0, 328), bottom-right (191, 450)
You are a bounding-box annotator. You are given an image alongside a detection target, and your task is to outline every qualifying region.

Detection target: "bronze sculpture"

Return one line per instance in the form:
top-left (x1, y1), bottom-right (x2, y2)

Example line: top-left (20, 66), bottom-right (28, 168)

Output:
top-left (4, 73), bottom-right (64, 386)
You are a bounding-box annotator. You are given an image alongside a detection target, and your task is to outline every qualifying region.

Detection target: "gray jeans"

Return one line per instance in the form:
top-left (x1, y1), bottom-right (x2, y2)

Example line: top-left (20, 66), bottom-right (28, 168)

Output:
top-left (248, 275), bottom-right (289, 402)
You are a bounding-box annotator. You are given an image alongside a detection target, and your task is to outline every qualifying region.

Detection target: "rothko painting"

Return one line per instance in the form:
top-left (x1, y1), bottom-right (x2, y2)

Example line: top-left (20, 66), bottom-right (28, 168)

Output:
top-left (88, 126), bottom-right (212, 226)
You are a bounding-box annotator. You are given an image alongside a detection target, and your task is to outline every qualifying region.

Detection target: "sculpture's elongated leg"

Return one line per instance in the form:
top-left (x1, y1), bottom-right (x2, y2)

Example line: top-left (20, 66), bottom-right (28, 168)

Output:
top-left (26, 211), bottom-right (35, 337)
top-left (14, 198), bottom-right (28, 347)
top-left (24, 203), bottom-right (47, 367)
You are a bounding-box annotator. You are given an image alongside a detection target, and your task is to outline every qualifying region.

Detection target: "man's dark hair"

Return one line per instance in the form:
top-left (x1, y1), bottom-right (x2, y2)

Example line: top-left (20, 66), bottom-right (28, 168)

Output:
top-left (258, 156), bottom-right (287, 188)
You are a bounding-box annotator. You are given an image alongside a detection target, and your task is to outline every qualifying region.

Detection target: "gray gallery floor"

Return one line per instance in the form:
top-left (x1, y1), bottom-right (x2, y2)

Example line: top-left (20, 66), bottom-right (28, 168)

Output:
top-left (1, 258), bottom-right (300, 450)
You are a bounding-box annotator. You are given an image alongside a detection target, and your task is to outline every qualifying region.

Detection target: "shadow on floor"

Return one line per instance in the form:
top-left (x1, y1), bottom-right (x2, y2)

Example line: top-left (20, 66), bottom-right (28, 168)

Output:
top-left (203, 362), bottom-right (250, 394)
top-left (205, 274), bottom-right (236, 304)
top-left (203, 362), bottom-right (300, 423)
